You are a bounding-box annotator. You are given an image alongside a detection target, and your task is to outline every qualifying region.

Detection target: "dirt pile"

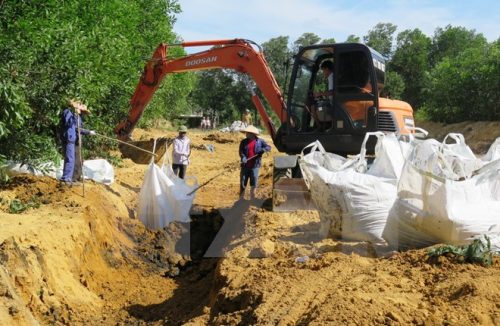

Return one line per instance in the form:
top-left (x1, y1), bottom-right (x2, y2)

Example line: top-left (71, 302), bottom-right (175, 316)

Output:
top-left (416, 120), bottom-right (500, 154)
top-left (0, 171), bottom-right (191, 324)
top-left (199, 208), bottom-right (500, 325)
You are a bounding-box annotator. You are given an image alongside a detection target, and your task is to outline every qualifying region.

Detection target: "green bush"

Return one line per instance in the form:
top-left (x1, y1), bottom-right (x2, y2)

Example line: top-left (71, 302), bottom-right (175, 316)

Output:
top-left (422, 41), bottom-right (499, 122)
top-left (0, 0), bottom-right (193, 164)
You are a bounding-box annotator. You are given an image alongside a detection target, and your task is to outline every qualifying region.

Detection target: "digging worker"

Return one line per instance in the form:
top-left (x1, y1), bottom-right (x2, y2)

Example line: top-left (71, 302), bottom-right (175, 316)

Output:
top-left (59, 99), bottom-right (96, 185)
top-left (239, 125), bottom-right (271, 198)
top-left (172, 125), bottom-right (191, 179)
top-left (241, 109), bottom-right (253, 127)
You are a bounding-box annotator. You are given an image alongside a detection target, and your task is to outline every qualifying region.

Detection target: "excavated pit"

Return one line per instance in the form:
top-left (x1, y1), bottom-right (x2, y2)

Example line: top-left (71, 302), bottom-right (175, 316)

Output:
top-left (123, 208), bottom-right (226, 324)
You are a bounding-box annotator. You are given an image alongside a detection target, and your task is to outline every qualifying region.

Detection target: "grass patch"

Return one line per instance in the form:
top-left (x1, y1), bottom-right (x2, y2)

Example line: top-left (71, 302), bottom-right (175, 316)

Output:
top-left (428, 236), bottom-right (495, 267)
top-left (9, 196), bottom-right (41, 214)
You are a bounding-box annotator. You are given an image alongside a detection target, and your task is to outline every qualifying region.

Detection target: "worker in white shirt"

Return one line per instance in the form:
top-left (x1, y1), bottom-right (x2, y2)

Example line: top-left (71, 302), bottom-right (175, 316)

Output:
top-left (172, 125), bottom-right (191, 179)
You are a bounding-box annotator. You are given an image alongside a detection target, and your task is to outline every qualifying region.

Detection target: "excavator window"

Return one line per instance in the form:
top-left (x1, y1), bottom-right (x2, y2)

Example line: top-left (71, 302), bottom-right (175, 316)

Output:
top-left (288, 46), bottom-right (378, 133)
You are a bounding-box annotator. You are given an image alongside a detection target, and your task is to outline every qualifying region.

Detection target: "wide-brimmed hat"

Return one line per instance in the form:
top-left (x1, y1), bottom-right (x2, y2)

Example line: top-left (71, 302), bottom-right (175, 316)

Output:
top-left (69, 99), bottom-right (90, 113)
top-left (240, 125), bottom-right (260, 135)
top-left (178, 125), bottom-right (188, 133)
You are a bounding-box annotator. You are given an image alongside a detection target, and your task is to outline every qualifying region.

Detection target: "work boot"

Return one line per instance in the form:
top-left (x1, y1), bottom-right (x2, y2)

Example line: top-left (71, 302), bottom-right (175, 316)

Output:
top-left (58, 180), bottom-right (73, 187)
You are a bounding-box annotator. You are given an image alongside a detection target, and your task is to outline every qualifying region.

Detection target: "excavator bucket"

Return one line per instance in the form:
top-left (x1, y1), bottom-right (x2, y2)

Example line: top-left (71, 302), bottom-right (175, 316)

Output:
top-left (272, 156), bottom-right (317, 212)
top-left (119, 137), bottom-right (170, 164)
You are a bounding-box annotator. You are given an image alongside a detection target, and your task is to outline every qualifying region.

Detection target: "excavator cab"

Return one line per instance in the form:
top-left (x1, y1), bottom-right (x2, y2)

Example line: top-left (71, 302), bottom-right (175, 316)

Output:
top-left (275, 43), bottom-right (391, 156)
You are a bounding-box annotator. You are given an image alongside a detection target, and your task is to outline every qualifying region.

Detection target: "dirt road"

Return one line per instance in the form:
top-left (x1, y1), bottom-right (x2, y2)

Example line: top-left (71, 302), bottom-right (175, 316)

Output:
top-left (0, 124), bottom-right (499, 325)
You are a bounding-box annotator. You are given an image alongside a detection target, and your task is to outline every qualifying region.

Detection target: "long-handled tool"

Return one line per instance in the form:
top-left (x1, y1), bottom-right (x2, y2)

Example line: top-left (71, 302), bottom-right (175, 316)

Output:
top-left (92, 132), bottom-right (158, 157)
top-left (76, 113), bottom-right (85, 197)
top-left (186, 153), bottom-right (261, 196)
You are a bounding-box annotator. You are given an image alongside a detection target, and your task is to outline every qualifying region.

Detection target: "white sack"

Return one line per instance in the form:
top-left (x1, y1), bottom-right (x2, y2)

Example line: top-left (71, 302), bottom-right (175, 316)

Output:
top-left (383, 135), bottom-right (500, 251)
top-left (7, 160), bottom-right (63, 179)
top-left (83, 159), bottom-right (114, 185)
top-left (137, 163), bottom-right (176, 229)
top-left (300, 132), bottom-right (406, 243)
top-left (161, 163), bottom-right (198, 223)
top-left (483, 137), bottom-right (500, 162)
top-left (137, 141), bottom-right (197, 230)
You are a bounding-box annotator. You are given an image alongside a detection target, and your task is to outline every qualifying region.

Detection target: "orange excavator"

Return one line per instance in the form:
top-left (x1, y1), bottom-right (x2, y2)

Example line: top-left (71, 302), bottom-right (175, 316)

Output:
top-left (115, 39), bottom-right (415, 210)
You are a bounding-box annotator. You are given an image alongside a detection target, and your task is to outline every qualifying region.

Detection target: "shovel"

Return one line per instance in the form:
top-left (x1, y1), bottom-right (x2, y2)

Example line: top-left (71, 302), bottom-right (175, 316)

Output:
top-left (186, 153), bottom-right (261, 196)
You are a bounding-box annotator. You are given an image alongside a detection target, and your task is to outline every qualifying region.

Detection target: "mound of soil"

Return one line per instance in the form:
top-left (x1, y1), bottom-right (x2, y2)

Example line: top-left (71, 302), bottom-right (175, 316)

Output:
top-left (202, 132), bottom-right (239, 144)
top-left (417, 120), bottom-right (500, 154)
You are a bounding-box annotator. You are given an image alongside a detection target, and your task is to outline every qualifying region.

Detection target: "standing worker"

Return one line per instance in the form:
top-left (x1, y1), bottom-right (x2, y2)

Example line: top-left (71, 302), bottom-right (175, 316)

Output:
top-left (172, 125), bottom-right (191, 179)
top-left (239, 125), bottom-right (271, 198)
top-left (59, 99), bottom-right (96, 185)
top-left (241, 109), bottom-right (253, 127)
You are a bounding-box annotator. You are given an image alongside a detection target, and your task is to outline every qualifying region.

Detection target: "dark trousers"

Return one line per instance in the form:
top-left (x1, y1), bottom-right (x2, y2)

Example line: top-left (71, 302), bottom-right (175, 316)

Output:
top-left (240, 167), bottom-right (259, 194)
top-left (61, 141), bottom-right (75, 182)
top-left (172, 164), bottom-right (187, 179)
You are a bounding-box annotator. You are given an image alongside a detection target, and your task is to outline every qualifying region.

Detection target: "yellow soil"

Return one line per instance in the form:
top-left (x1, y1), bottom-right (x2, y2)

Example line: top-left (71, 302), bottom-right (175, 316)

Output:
top-left (0, 122), bottom-right (499, 325)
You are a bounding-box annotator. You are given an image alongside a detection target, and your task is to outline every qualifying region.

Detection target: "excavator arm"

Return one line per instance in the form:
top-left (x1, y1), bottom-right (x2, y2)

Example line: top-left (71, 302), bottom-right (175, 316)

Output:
top-left (115, 39), bottom-right (287, 142)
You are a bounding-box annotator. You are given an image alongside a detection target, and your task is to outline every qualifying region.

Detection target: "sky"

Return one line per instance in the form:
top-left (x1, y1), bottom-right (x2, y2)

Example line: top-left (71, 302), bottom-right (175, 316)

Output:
top-left (174, 0), bottom-right (499, 50)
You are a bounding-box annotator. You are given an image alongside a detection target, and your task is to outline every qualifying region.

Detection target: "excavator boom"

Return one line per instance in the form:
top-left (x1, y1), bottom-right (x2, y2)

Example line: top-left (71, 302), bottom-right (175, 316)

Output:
top-left (115, 39), bottom-right (286, 148)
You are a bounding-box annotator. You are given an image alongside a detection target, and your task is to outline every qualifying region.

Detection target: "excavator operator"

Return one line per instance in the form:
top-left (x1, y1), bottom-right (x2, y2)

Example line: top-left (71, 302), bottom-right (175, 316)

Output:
top-left (309, 60), bottom-right (334, 131)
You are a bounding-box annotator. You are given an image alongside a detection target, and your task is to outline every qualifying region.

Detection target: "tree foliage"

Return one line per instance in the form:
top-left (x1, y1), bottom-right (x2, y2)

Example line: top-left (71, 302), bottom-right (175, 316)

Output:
top-left (423, 41), bottom-right (500, 122)
top-left (345, 35), bottom-right (361, 43)
top-left (363, 23), bottom-right (397, 58)
top-left (190, 70), bottom-right (252, 124)
top-left (0, 0), bottom-right (191, 163)
top-left (292, 32), bottom-right (321, 52)
top-left (430, 25), bottom-right (487, 66)
top-left (390, 28), bottom-right (432, 109)
top-left (262, 36), bottom-right (291, 91)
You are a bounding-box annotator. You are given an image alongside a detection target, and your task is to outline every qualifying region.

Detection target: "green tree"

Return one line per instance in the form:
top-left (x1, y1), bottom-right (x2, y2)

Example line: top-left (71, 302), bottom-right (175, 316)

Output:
top-left (321, 37), bottom-right (336, 44)
top-left (261, 36), bottom-right (291, 90)
top-left (381, 71), bottom-right (405, 100)
top-left (0, 0), bottom-right (189, 163)
top-left (363, 23), bottom-right (397, 57)
top-left (345, 35), bottom-right (361, 43)
top-left (190, 70), bottom-right (252, 125)
top-left (292, 32), bottom-right (321, 52)
top-left (430, 25), bottom-right (487, 66)
top-left (389, 28), bottom-right (432, 109)
top-left (423, 41), bottom-right (500, 122)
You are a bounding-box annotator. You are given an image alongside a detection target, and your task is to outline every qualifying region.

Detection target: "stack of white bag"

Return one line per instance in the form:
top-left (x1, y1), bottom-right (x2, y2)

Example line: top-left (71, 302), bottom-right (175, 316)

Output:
top-left (383, 134), bottom-right (500, 251)
top-left (300, 132), bottom-right (406, 243)
top-left (137, 142), bottom-right (198, 230)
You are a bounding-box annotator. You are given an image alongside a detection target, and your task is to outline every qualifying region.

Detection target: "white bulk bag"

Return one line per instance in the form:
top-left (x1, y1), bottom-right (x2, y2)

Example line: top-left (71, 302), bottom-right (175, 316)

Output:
top-left (160, 145), bottom-right (198, 223)
top-left (137, 141), bottom-right (197, 230)
top-left (383, 136), bottom-right (500, 251)
top-left (137, 162), bottom-right (176, 229)
top-left (300, 132), bottom-right (406, 243)
top-left (83, 159), bottom-right (114, 185)
top-left (483, 137), bottom-right (500, 162)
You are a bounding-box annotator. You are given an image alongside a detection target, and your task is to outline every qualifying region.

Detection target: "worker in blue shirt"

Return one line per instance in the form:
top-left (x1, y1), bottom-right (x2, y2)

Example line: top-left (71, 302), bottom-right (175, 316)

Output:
top-left (59, 99), bottom-right (96, 185)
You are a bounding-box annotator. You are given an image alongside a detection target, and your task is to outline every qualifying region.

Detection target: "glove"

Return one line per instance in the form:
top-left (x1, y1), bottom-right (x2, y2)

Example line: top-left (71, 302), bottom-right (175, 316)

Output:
top-left (241, 156), bottom-right (247, 164)
top-left (89, 130), bottom-right (96, 136)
